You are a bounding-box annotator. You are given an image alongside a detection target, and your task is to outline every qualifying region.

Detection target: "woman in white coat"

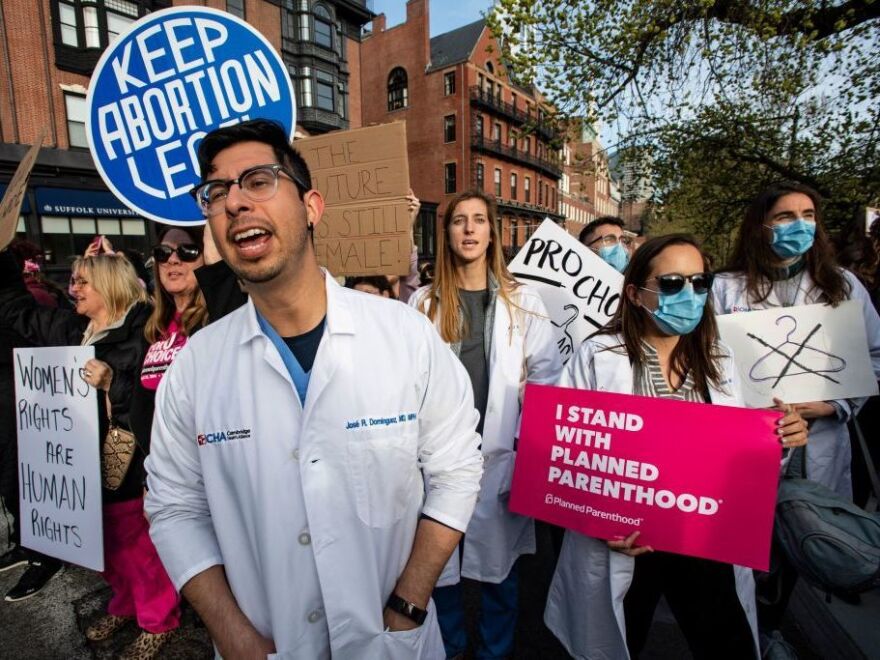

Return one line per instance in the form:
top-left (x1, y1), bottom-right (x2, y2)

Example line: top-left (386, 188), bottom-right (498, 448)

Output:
top-left (545, 234), bottom-right (807, 660)
top-left (712, 181), bottom-right (880, 641)
top-left (410, 190), bottom-right (561, 659)
top-left (713, 181), bottom-right (880, 499)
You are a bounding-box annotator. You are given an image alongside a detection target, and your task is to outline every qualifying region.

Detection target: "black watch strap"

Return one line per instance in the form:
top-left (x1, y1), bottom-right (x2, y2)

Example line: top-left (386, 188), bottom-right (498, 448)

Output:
top-left (385, 592), bottom-right (428, 625)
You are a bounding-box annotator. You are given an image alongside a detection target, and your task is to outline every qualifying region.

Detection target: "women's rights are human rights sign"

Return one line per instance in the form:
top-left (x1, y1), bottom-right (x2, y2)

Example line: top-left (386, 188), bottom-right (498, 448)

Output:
top-left (510, 384), bottom-right (782, 570)
top-left (86, 7), bottom-right (295, 225)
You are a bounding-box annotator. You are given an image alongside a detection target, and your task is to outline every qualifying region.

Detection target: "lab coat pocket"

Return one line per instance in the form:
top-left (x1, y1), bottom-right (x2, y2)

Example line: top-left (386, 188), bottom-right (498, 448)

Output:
top-left (490, 451), bottom-right (516, 504)
top-left (381, 602), bottom-right (444, 659)
top-left (348, 435), bottom-right (417, 528)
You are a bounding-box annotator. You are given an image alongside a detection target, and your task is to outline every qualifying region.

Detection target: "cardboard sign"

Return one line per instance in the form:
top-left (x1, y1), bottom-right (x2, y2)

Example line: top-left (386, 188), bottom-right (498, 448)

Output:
top-left (510, 384), bottom-right (782, 570)
top-left (0, 129), bottom-right (45, 249)
top-left (86, 6), bottom-right (295, 225)
top-left (14, 347), bottom-right (103, 571)
top-left (717, 301), bottom-right (879, 408)
top-left (298, 122), bottom-right (411, 276)
top-left (509, 219), bottom-right (623, 362)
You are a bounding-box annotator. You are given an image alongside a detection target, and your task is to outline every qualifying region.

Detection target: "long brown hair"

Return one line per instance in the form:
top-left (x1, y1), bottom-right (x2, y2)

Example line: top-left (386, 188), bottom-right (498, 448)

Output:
top-left (721, 181), bottom-right (850, 305)
top-left (423, 190), bottom-right (520, 343)
top-left (599, 234), bottom-right (725, 395)
top-left (145, 226), bottom-right (208, 343)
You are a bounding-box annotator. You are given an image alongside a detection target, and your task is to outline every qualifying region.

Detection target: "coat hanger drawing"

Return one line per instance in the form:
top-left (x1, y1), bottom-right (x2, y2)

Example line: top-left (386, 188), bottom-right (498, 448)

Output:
top-left (552, 304), bottom-right (579, 358)
top-left (746, 315), bottom-right (845, 387)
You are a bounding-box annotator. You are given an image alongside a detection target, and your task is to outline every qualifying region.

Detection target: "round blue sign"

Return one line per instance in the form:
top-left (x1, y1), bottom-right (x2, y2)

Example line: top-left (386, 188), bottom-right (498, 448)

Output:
top-left (86, 7), bottom-right (296, 225)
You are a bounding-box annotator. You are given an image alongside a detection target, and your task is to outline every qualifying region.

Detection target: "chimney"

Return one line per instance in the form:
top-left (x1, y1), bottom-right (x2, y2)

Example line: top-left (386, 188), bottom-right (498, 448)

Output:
top-left (373, 13), bottom-right (386, 33)
top-left (406, 0), bottom-right (430, 65)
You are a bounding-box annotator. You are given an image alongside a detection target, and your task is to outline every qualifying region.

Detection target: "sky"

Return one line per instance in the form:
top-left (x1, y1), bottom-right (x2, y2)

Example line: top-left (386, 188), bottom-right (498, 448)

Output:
top-left (369, 0), bottom-right (494, 37)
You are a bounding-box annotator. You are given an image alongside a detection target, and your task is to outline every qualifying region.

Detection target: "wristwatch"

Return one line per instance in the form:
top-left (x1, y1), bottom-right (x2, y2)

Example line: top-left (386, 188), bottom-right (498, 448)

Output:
top-left (385, 592), bottom-right (428, 625)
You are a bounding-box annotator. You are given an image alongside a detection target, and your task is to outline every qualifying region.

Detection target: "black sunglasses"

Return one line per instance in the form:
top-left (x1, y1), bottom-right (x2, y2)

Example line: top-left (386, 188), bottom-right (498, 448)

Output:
top-left (644, 272), bottom-right (715, 295)
top-left (152, 243), bottom-right (202, 263)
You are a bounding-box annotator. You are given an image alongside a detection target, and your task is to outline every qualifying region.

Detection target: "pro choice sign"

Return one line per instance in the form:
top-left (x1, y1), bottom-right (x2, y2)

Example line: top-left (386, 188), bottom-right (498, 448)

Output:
top-left (86, 7), bottom-right (296, 225)
top-left (510, 384), bottom-right (783, 570)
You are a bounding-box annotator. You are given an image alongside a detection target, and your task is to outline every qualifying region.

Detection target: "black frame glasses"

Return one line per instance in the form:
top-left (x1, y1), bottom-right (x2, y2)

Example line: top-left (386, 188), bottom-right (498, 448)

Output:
top-left (643, 272), bottom-right (715, 295)
top-left (190, 164), bottom-right (309, 216)
top-left (152, 243), bottom-right (203, 263)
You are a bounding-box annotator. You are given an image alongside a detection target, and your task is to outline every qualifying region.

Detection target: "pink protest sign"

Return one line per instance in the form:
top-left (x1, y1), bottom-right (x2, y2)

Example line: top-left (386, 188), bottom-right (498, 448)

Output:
top-left (510, 384), bottom-right (782, 570)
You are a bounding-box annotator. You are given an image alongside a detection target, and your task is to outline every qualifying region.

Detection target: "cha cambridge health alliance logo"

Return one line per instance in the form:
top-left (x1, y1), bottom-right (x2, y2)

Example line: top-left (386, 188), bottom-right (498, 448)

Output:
top-left (85, 6), bottom-right (295, 226)
top-left (197, 428), bottom-right (252, 446)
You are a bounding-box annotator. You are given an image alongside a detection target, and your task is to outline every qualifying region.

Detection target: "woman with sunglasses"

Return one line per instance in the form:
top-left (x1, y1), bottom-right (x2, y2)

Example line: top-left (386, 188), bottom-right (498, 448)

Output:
top-left (714, 182), bottom-right (880, 498)
top-left (545, 234), bottom-right (807, 660)
top-left (128, 226), bottom-right (207, 452)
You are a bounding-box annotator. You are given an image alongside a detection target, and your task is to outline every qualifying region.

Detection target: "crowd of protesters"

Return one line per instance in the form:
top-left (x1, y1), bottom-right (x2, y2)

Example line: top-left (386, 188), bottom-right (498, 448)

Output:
top-left (0, 118), bottom-right (878, 660)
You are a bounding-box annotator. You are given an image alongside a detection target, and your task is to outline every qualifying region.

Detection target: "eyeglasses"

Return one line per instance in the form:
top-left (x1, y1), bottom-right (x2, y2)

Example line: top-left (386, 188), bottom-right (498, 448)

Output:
top-left (152, 243), bottom-right (203, 263)
top-left (191, 164), bottom-right (309, 216)
top-left (588, 234), bottom-right (633, 249)
top-left (69, 277), bottom-right (89, 288)
top-left (642, 272), bottom-right (715, 295)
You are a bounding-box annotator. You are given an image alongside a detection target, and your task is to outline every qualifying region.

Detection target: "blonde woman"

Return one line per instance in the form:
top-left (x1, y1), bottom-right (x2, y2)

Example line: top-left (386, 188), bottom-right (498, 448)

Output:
top-left (0, 248), bottom-right (179, 659)
top-left (410, 190), bottom-right (561, 658)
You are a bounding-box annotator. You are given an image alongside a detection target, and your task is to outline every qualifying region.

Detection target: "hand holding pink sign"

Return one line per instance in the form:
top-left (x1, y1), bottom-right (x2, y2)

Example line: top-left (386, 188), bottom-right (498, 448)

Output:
top-left (509, 384), bottom-right (783, 570)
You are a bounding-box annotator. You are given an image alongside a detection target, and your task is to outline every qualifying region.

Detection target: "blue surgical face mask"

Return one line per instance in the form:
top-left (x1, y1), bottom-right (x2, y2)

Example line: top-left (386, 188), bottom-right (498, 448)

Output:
top-left (766, 218), bottom-right (816, 259)
top-left (646, 286), bottom-right (708, 336)
top-left (598, 243), bottom-right (629, 273)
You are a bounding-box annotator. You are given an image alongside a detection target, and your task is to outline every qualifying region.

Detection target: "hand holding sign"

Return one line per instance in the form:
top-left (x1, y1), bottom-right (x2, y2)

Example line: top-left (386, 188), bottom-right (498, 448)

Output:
top-left (0, 129), bottom-right (45, 251)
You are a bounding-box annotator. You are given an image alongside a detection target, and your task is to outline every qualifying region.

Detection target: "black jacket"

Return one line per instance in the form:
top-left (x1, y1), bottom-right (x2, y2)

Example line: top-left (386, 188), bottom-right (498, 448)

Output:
top-left (128, 260), bottom-right (246, 459)
top-left (0, 250), bottom-right (151, 503)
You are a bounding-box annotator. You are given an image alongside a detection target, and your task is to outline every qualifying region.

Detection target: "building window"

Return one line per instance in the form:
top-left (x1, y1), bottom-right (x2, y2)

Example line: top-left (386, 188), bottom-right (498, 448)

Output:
top-left (54, 0), bottom-right (138, 50)
top-left (444, 71), bottom-right (455, 96)
top-left (443, 115), bottom-right (456, 143)
top-left (492, 122), bottom-right (501, 142)
top-left (511, 93), bottom-right (517, 110)
top-left (58, 1), bottom-right (79, 46)
top-left (494, 168), bottom-right (502, 197)
top-left (314, 4), bottom-right (333, 49)
top-left (226, 0), bottom-right (245, 18)
top-left (523, 137), bottom-right (531, 154)
top-left (315, 70), bottom-right (334, 111)
top-left (539, 180), bottom-right (543, 206)
top-left (509, 126), bottom-right (516, 147)
top-left (65, 93), bottom-right (88, 148)
top-left (524, 177), bottom-right (531, 203)
top-left (445, 163), bottom-right (457, 194)
top-left (510, 173), bottom-right (518, 200)
top-left (475, 114), bottom-right (483, 139)
top-left (476, 163), bottom-right (484, 191)
top-left (387, 67), bottom-right (408, 111)
top-left (486, 61), bottom-right (494, 74)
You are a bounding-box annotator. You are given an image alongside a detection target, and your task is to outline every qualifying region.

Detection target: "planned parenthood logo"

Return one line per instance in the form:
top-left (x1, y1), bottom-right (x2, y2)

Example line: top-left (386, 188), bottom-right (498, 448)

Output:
top-left (86, 7), bottom-right (295, 225)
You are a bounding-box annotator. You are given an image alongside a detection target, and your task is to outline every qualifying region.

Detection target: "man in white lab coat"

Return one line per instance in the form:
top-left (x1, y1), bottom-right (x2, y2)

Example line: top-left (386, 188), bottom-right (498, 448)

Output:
top-left (144, 119), bottom-right (483, 660)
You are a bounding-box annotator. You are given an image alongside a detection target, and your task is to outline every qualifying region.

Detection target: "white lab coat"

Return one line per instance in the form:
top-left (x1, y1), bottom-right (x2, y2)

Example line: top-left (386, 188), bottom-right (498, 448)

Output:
top-left (713, 269), bottom-right (880, 498)
top-left (145, 276), bottom-right (484, 659)
top-left (410, 282), bottom-right (562, 584)
top-left (544, 333), bottom-right (760, 660)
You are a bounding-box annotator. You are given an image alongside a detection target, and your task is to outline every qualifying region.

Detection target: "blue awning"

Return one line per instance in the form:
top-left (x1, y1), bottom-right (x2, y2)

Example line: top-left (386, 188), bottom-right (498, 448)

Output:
top-left (0, 183), bottom-right (32, 213)
top-left (35, 187), bottom-right (138, 218)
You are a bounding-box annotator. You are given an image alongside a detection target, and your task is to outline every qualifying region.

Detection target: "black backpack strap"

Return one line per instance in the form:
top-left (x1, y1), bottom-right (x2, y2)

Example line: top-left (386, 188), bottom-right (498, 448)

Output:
top-left (852, 417), bottom-right (880, 512)
top-left (784, 445), bottom-right (807, 480)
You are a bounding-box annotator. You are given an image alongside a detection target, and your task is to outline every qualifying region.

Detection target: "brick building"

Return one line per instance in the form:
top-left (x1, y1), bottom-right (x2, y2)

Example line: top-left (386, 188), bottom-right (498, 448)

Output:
top-left (0, 0), bottom-right (372, 276)
top-left (559, 119), bottom-right (619, 238)
top-left (359, 0), bottom-right (564, 259)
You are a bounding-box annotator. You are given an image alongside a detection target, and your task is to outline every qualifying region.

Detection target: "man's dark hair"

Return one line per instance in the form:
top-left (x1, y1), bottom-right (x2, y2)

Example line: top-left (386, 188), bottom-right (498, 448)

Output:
top-left (197, 119), bottom-right (312, 199)
top-left (578, 216), bottom-right (625, 245)
top-left (345, 275), bottom-right (395, 298)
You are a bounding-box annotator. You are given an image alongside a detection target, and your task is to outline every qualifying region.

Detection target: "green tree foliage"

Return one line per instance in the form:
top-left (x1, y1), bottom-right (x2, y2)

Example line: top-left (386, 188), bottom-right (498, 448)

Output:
top-left (489, 0), bottom-right (880, 262)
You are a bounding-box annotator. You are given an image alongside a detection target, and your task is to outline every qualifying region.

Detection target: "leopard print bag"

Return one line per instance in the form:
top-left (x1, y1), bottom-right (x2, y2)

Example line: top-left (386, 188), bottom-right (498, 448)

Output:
top-left (102, 425), bottom-right (137, 490)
